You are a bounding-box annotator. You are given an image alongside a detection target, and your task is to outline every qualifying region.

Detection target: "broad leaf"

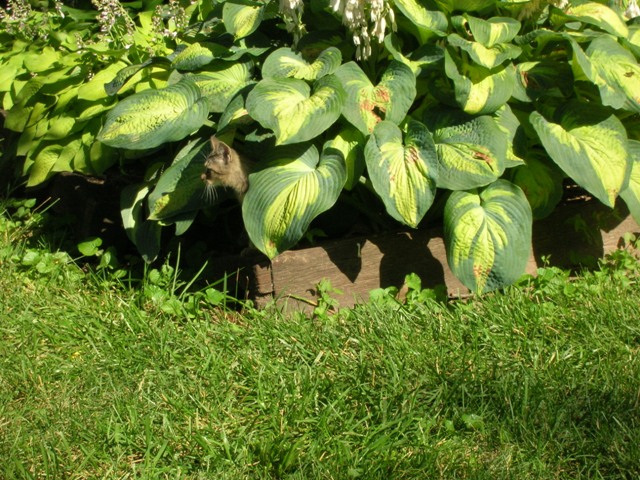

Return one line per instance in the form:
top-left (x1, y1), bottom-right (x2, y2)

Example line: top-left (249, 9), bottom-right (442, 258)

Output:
top-left (464, 16), bottom-right (521, 47)
top-left (444, 48), bottom-right (515, 115)
top-left (243, 144), bottom-right (347, 258)
top-left (262, 47), bottom-right (342, 80)
top-left (510, 151), bottom-right (564, 219)
top-left (171, 42), bottom-right (217, 71)
top-left (620, 140), bottom-right (640, 225)
top-left (530, 103), bottom-right (630, 207)
top-left (120, 183), bottom-right (162, 263)
top-left (444, 180), bottom-right (532, 294)
top-left (558, 1), bottom-right (628, 38)
top-left (325, 125), bottom-right (366, 190)
top-left (364, 120), bottom-right (438, 228)
top-left (512, 61), bottom-right (573, 102)
top-left (148, 140), bottom-right (209, 222)
top-left (335, 61), bottom-right (416, 135)
top-left (570, 36), bottom-right (640, 114)
top-left (447, 34), bottom-right (521, 69)
top-left (423, 108), bottom-right (507, 190)
top-left (78, 61), bottom-right (128, 101)
top-left (393, 0), bottom-right (448, 43)
top-left (186, 61), bottom-right (254, 113)
top-left (98, 78), bottom-right (209, 150)
top-left (223, 0), bottom-right (264, 39)
top-left (246, 75), bottom-right (345, 145)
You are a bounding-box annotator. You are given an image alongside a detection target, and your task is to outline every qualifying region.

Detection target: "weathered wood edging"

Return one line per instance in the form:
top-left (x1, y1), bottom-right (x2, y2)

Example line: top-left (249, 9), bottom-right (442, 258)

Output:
top-left (214, 199), bottom-right (639, 310)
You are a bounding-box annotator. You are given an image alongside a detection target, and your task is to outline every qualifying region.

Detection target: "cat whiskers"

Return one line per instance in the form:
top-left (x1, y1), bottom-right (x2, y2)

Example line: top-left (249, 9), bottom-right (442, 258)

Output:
top-left (202, 181), bottom-right (219, 205)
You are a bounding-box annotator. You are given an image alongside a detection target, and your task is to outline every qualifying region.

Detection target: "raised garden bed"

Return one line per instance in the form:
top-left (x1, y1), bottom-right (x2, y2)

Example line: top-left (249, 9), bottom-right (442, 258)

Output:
top-left (214, 196), bottom-right (640, 310)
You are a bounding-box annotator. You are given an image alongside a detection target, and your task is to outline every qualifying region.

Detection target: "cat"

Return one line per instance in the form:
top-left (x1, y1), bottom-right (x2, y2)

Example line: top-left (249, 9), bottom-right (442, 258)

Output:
top-left (201, 136), bottom-right (252, 203)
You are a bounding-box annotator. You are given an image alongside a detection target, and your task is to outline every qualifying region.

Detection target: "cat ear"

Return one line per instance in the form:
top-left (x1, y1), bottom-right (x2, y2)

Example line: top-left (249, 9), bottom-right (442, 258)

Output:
top-left (210, 136), bottom-right (231, 163)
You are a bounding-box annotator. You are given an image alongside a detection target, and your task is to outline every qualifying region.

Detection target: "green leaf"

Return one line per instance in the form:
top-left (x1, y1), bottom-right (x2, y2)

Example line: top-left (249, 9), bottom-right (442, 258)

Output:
top-left (243, 144), bottom-right (347, 258)
top-left (393, 0), bottom-right (448, 43)
top-left (559, 1), bottom-right (628, 38)
top-left (444, 180), bottom-right (532, 294)
top-left (77, 237), bottom-right (103, 256)
top-left (464, 16), bottom-right (521, 47)
top-left (364, 120), bottom-right (438, 228)
top-left (510, 151), bottom-right (564, 219)
top-left (246, 75), bottom-right (345, 145)
top-left (98, 78), bottom-right (209, 150)
top-left (147, 140), bottom-right (208, 221)
top-left (223, 0), bottom-right (264, 39)
top-left (512, 61), bottom-right (573, 102)
top-left (325, 125), bottom-right (366, 191)
top-left (120, 183), bottom-right (162, 263)
top-left (444, 48), bottom-right (515, 115)
top-left (335, 61), bottom-right (416, 135)
top-left (570, 36), bottom-right (640, 114)
top-left (619, 140), bottom-right (640, 225)
top-left (78, 61), bottom-right (128, 101)
top-left (186, 61), bottom-right (254, 113)
top-left (262, 47), bottom-right (342, 81)
top-left (423, 108), bottom-right (507, 191)
top-left (447, 34), bottom-right (522, 69)
top-left (530, 103), bottom-right (630, 207)
top-left (171, 42), bottom-right (217, 71)
top-left (103, 58), bottom-right (169, 96)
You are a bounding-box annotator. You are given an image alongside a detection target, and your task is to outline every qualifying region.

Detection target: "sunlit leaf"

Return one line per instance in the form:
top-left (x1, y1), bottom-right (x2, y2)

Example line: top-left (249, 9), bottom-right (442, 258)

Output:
top-left (570, 36), bottom-right (640, 114)
top-left (186, 61), bottom-right (254, 113)
top-left (444, 180), bottom-right (532, 294)
top-left (246, 75), bottom-right (345, 145)
top-left (423, 108), bottom-right (507, 190)
top-left (444, 48), bottom-right (515, 115)
top-left (447, 33), bottom-right (521, 69)
top-left (335, 61), bottom-right (416, 135)
top-left (619, 140), bottom-right (640, 225)
top-left (464, 15), bottom-right (521, 47)
top-left (530, 102), bottom-right (630, 207)
top-left (364, 120), bottom-right (438, 228)
top-left (243, 144), bottom-right (347, 258)
top-left (98, 78), bottom-right (209, 150)
top-left (557, 1), bottom-right (628, 38)
top-left (223, 0), bottom-right (264, 39)
top-left (262, 47), bottom-right (342, 80)
top-left (393, 0), bottom-right (448, 42)
top-left (510, 150), bottom-right (564, 219)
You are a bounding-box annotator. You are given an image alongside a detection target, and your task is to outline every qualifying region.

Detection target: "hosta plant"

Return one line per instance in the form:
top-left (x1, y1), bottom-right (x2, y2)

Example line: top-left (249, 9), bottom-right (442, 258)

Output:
top-left (3, 0), bottom-right (640, 294)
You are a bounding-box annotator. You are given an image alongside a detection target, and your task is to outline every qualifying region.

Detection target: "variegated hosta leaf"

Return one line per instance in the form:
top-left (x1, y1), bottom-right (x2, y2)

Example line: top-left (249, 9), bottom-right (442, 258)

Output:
top-left (262, 47), bottom-right (342, 81)
top-left (557, 1), bottom-right (628, 38)
top-left (444, 180), bottom-right (532, 294)
top-left (570, 36), bottom-right (640, 114)
top-left (171, 42), bottom-right (218, 71)
top-left (423, 108), bottom-right (507, 190)
top-left (335, 61), bottom-right (416, 135)
top-left (451, 0), bottom-right (497, 13)
top-left (384, 34), bottom-right (445, 76)
top-left (447, 33), bottom-right (522, 69)
top-left (245, 75), bottom-right (345, 145)
top-left (186, 61), bottom-right (254, 113)
top-left (147, 139), bottom-right (209, 222)
top-left (530, 102), bottom-right (630, 207)
top-left (444, 48), bottom-right (515, 115)
top-left (364, 120), bottom-right (438, 228)
top-left (510, 151), bottom-right (564, 219)
top-left (464, 15), bottom-right (521, 48)
top-left (393, 0), bottom-right (448, 43)
top-left (325, 125), bottom-right (366, 190)
top-left (243, 144), bottom-right (347, 258)
top-left (223, 0), bottom-right (264, 39)
top-left (619, 140), bottom-right (640, 225)
top-left (98, 78), bottom-right (209, 150)
top-left (493, 105), bottom-right (525, 168)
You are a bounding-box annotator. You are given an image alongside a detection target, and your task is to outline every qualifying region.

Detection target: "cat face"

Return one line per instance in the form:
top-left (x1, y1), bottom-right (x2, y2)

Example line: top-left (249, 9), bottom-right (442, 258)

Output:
top-left (201, 137), bottom-right (233, 186)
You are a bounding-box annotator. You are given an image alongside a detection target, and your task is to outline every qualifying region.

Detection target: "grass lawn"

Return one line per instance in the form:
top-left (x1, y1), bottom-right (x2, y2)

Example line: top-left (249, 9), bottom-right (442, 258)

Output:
top-left (1, 198), bottom-right (640, 479)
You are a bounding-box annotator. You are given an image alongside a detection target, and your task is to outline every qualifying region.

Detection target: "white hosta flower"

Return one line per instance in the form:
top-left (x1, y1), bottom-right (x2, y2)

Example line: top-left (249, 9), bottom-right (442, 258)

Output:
top-left (329, 0), bottom-right (394, 59)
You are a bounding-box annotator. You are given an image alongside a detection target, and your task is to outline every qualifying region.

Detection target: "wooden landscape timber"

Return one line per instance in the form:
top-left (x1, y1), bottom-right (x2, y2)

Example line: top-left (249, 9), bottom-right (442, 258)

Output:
top-left (214, 195), bottom-right (640, 311)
